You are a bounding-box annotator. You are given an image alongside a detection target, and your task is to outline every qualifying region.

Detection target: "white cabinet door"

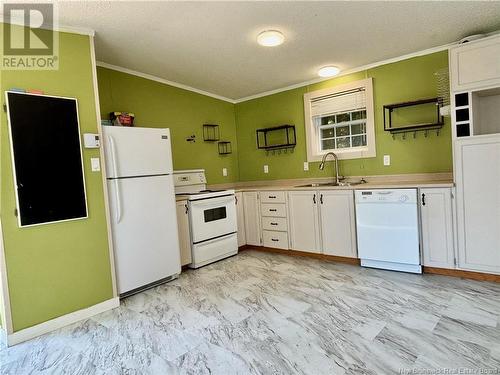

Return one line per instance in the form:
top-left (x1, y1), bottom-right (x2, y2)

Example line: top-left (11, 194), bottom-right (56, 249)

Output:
top-left (243, 192), bottom-right (261, 246)
top-left (455, 135), bottom-right (500, 274)
top-left (288, 191), bottom-right (321, 253)
top-left (176, 200), bottom-right (192, 266)
top-left (420, 188), bottom-right (455, 269)
top-left (235, 192), bottom-right (246, 247)
top-left (450, 35), bottom-right (500, 92)
top-left (319, 191), bottom-right (357, 258)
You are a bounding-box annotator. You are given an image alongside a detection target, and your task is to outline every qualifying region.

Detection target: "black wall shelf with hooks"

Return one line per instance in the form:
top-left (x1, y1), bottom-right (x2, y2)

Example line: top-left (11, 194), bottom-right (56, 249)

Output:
top-left (383, 98), bottom-right (444, 139)
top-left (203, 124), bottom-right (220, 141)
top-left (256, 125), bottom-right (296, 154)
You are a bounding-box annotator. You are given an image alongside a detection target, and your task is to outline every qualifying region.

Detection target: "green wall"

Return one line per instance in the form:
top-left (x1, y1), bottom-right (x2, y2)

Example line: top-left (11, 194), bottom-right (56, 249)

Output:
top-left (235, 51), bottom-right (452, 181)
top-left (0, 29), bottom-right (114, 331)
top-left (97, 68), bottom-right (239, 184)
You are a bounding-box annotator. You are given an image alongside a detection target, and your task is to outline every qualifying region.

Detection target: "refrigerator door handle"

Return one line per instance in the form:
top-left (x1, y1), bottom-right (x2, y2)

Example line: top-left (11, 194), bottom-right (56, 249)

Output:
top-left (107, 135), bottom-right (119, 178)
top-left (114, 179), bottom-right (122, 223)
top-left (107, 135), bottom-right (122, 223)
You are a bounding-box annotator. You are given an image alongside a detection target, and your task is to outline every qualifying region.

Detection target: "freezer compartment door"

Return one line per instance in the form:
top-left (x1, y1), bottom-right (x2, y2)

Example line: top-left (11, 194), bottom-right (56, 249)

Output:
top-left (103, 126), bottom-right (173, 178)
top-left (189, 195), bottom-right (237, 243)
top-left (107, 174), bottom-right (181, 294)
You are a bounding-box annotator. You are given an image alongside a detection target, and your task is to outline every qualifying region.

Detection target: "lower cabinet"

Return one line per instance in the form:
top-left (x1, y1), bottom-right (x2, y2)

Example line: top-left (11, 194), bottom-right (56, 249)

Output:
top-left (420, 188), bottom-right (455, 269)
top-left (319, 191), bottom-right (357, 258)
top-left (242, 191), bottom-right (262, 246)
top-left (288, 191), bottom-right (321, 253)
top-left (175, 200), bottom-right (192, 266)
top-left (235, 192), bottom-right (246, 247)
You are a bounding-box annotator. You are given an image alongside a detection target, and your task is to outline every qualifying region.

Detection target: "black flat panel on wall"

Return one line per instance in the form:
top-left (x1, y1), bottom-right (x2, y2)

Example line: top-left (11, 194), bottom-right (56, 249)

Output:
top-left (6, 92), bottom-right (87, 226)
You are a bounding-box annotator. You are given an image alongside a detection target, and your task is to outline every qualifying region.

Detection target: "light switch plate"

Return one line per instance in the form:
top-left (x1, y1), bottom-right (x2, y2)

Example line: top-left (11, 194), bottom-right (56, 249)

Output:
top-left (303, 162), bottom-right (309, 171)
top-left (264, 165), bottom-right (269, 173)
top-left (91, 157), bottom-right (101, 172)
top-left (383, 155), bottom-right (391, 166)
top-left (222, 168), bottom-right (228, 177)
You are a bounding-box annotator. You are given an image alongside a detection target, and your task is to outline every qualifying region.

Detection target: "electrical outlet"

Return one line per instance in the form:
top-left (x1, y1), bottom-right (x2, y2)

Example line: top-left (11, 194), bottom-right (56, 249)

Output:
top-left (303, 162), bottom-right (309, 171)
top-left (90, 157), bottom-right (101, 172)
top-left (383, 155), bottom-right (391, 166)
top-left (222, 168), bottom-right (228, 177)
top-left (264, 165), bottom-right (269, 174)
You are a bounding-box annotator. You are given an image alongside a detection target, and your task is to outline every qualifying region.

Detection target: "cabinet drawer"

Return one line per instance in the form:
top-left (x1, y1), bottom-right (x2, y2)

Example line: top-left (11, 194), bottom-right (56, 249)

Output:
top-left (263, 230), bottom-right (289, 249)
top-left (262, 217), bottom-right (288, 231)
top-left (261, 203), bottom-right (287, 217)
top-left (260, 191), bottom-right (286, 203)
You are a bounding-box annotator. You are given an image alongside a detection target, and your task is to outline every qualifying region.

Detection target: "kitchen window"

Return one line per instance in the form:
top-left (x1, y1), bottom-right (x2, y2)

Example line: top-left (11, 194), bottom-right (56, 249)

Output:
top-left (304, 78), bottom-right (376, 161)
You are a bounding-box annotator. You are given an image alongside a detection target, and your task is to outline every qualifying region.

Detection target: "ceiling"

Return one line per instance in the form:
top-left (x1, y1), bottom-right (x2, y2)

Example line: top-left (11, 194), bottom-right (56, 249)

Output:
top-left (56, 1), bottom-right (500, 101)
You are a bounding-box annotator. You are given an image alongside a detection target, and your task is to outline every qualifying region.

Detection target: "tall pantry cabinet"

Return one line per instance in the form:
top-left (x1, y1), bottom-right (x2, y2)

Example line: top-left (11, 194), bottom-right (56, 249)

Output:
top-left (450, 34), bottom-right (500, 274)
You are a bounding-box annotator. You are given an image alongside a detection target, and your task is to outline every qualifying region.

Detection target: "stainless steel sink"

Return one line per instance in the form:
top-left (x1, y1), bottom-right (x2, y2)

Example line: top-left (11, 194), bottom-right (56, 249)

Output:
top-left (295, 179), bottom-right (366, 188)
top-left (338, 180), bottom-right (366, 186)
top-left (295, 182), bottom-right (339, 188)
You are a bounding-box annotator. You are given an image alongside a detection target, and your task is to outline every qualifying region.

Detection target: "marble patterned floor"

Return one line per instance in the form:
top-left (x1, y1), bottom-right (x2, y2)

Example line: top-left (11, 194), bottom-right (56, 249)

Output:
top-left (2, 249), bottom-right (500, 374)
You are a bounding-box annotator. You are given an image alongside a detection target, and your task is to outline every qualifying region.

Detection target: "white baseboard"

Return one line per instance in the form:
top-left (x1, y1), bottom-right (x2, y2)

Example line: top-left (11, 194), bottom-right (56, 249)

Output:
top-left (7, 297), bottom-right (120, 346)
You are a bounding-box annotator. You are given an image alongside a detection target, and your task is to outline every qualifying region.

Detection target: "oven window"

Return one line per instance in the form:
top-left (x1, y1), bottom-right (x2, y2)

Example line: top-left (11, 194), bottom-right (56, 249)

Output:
top-left (204, 207), bottom-right (227, 222)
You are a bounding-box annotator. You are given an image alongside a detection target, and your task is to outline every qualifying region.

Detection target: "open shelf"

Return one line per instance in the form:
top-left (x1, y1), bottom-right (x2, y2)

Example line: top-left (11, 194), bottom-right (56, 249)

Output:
top-left (218, 141), bottom-right (232, 155)
top-left (203, 124), bottom-right (220, 141)
top-left (256, 125), bottom-right (296, 151)
top-left (383, 98), bottom-right (444, 135)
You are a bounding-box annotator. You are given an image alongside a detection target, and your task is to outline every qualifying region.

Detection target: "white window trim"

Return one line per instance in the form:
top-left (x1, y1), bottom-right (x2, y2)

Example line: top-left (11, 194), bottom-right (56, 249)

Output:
top-left (304, 78), bottom-right (376, 162)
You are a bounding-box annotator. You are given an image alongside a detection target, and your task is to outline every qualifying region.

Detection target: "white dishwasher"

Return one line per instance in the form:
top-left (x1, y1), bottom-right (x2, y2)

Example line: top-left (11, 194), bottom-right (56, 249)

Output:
top-left (355, 189), bottom-right (421, 274)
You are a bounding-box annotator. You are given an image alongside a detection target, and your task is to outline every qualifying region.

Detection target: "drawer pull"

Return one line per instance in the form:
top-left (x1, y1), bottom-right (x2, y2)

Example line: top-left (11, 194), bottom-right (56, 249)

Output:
top-left (269, 209), bottom-right (277, 212)
top-left (270, 222), bottom-right (278, 225)
top-left (268, 195), bottom-right (277, 199)
top-left (271, 238), bottom-right (279, 242)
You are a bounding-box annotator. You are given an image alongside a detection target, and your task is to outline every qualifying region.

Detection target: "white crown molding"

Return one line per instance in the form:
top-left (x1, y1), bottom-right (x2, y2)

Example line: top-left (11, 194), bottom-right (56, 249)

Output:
top-left (96, 62), bottom-right (236, 104)
top-left (233, 43), bottom-right (456, 103)
top-left (97, 40), bottom-right (451, 105)
top-left (1, 18), bottom-right (95, 36)
top-left (235, 30), bottom-right (500, 103)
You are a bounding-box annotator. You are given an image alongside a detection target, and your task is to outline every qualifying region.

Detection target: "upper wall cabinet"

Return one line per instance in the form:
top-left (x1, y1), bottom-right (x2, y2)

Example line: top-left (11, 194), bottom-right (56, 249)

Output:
top-left (450, 35), bottom-right (500, 93)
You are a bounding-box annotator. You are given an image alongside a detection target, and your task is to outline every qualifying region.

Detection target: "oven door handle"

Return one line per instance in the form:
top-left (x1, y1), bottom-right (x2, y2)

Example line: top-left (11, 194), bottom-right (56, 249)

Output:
top-left (189, 195), bottom-right (235, 208)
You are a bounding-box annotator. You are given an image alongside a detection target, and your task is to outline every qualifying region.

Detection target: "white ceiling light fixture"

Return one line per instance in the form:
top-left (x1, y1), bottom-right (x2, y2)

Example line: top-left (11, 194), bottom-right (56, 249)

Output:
top-left (318, 66), bottom-right (341, 78)
top-left (257, 30), bottom-right (285, 47)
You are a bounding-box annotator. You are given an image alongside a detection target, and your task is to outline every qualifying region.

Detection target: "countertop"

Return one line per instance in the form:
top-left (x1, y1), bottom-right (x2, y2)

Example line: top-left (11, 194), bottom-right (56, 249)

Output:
top-left (234, 179), bottom-right (454, 192)
top-left (175, 173), bottom-right (454, 201)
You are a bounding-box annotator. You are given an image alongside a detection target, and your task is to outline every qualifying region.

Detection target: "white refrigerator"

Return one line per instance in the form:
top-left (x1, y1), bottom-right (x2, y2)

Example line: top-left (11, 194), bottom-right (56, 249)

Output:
top-left (103, 126), bottom-right (181, 296)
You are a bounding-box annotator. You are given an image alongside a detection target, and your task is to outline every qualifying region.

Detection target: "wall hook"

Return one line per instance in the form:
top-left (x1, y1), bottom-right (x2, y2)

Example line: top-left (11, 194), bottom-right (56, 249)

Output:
top-left (186, 135), bottom-right (196, 143)
top-left (424, 130), bottom-right (429, 138)
top-left (413, 131), bottom-right (417, 139)
top-left (402, 133), bottom-right (406, 140)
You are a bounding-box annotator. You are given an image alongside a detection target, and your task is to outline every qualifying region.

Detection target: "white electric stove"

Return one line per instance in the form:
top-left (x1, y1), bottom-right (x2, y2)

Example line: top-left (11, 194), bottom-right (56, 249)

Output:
top-left (174, 170), bottom-right (238, 268)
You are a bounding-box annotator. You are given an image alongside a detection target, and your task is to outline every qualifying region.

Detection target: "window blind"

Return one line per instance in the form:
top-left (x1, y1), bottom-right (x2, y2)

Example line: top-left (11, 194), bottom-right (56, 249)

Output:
top-left (311, 88), bottom-right (366, 118)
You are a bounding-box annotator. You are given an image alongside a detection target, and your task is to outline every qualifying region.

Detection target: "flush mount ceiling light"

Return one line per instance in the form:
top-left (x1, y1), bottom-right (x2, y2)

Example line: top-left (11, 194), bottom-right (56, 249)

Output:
top-left (318, 66), bottom-right (341, 78)
top-left (257, 30), bottom-right (285, 47)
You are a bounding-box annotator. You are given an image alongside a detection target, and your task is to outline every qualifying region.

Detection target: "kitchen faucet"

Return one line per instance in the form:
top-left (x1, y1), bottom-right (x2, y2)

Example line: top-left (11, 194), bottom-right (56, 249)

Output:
top-left (319, 152), bottom-right (342, 185)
